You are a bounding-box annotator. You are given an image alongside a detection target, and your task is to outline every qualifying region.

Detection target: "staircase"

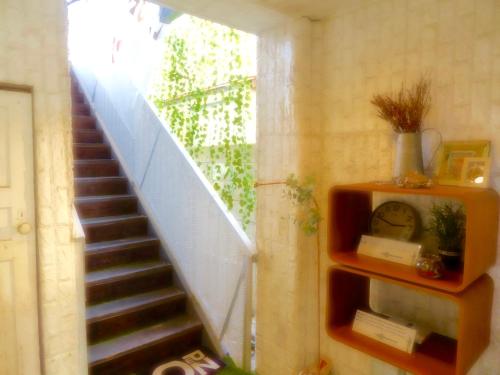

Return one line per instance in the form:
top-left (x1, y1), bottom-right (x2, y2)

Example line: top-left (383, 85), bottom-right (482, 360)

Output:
top-left (71, 78), bottom-right (208, 374)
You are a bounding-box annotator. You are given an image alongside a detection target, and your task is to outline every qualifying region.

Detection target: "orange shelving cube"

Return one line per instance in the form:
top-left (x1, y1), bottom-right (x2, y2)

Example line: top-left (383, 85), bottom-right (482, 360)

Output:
top-left (327, 266), bottom-right (494, 375)
top-left (328, 183), bottom-right (499, 292)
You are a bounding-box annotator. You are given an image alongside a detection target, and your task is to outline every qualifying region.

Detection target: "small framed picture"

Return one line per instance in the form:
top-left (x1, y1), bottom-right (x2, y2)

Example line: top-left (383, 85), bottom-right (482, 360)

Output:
top-left (460, 157), bottom-right (491, 188)
top-left (435, 140), bottom-right (490, 186)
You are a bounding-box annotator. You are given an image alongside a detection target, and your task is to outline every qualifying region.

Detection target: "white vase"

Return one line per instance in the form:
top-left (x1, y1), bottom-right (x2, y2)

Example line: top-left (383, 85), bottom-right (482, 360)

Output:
top-left (393, 132), bottom-right (424, 179)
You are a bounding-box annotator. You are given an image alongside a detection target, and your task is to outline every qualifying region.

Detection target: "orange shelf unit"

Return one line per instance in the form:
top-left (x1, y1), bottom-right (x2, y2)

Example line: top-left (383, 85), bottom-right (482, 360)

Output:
top-left (328, 183), bottom-right (499, 292)
top-left (327, 267), bottom-right (494, 375)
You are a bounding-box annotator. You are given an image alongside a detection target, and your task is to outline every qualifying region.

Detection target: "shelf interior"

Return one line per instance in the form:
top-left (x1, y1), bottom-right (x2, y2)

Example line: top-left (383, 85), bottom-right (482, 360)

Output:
top-left (330, 326), bottom-right (456, 375)
top-left (329, 187), bottom-right (467, 291)
top-left (334, 252), bottom-right (463, 292)
top-left (328, 268), bottom-right (458, 374)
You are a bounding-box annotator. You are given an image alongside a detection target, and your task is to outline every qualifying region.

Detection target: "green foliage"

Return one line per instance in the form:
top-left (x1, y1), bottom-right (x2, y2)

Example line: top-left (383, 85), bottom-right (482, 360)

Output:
top-left (427, 202), bottom-right (466, 251)
top-left (218, 356), bottom-right (256, 375)
top-left (152, 16), bottom-right (255, 229)
top-left (284, 174), bottom-right (321, 235)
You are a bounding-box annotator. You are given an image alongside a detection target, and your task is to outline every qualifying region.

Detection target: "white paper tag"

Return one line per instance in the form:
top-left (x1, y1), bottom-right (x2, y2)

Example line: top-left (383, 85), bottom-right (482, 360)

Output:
top-left (357, 235), bottom-right (422, 266)
top-left (352, 310), bottom-right (417, 353)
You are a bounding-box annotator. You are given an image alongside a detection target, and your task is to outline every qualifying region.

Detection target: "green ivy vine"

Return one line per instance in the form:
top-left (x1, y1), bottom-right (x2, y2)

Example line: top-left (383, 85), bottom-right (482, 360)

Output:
top-left (151, 16), bottom-right (255, 229)
top-left (284, 174), bottom-right (321, 236)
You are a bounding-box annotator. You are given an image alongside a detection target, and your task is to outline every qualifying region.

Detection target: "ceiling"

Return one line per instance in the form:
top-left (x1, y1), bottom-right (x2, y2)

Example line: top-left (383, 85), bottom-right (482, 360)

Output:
top-left (252, 0), bottom-right (340, 20)
top-left (153, 0), bottom-right (356, 33)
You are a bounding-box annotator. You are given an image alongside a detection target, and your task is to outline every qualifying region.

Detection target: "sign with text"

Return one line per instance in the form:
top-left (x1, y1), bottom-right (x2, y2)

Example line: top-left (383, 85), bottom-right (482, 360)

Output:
top-left (152, 350), bottom-right (224, 375)
top-left (357, 235), bottom-right (422, 266)
top-left (352, 310), bottom-right (417, 353)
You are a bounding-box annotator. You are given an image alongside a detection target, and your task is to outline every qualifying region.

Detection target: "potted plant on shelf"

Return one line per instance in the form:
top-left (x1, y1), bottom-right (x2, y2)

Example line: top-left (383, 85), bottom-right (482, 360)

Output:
top-left (371, 77), bottom-right (431, 180)
top-left (427, 202), bottom-right (466, 270)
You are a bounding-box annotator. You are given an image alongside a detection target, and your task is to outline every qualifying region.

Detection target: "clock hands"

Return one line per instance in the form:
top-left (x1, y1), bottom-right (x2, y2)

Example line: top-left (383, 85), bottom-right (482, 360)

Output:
top-left (377, 216), bottom-right (408, 228)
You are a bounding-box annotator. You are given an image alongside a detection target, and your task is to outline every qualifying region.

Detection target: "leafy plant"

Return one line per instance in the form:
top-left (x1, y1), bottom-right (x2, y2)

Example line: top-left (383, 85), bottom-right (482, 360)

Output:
top-left (427, 202), bottom-right (466, 251)
top-left (371, 77), bottom-right (431, 133)
top-left (219, 356), bottom-right (257, 375)
top-left (284, 174), bottom-right (321, 236)
top-left (152, 16), bottom-right (255, 229)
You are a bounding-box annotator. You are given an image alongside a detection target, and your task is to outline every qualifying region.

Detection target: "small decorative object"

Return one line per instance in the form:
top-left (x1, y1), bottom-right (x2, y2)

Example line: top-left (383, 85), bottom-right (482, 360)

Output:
top-left (460, 157), bottom-right (491, 188)
top-left (427, 202), bottom-right (466, 270)
top-left (298, 359), bottom-right (331, 375)
top-left (370, 201), bottom-right (421, 241)
top-left (416, 253), bottom-right (444, 279)
top-left (435, 140), bottom-right (490, 186)
top-left (371, 77), bottom-right (431, 179)
top-left (395, 170), bottom-right (433, 189)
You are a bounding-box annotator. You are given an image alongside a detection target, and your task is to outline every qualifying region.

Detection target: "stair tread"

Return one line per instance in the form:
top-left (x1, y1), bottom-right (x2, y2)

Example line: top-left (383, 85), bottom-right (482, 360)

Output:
top-left (73, 128), bottom-right (100, 133)
top-left (86, 261), bottom-right (170, 285)
top-left (86, 236), bottom-right (158, 252)
top-left (75, 159), bottom-right (117, 164)
top-left (76, 194), bottom-right (135, 203)
top-left (73, 114), bottom-right (94, 119)
top-left (88, 315), bottom-right (203, 366)
top-left (74, 143), bottom-right (108, 148)
top-left (87, 287), bottom-right (185, 322)
top-left (75, 176), bottom-right (126, 182)
top-left (81, 214), bottom-right (146, 226)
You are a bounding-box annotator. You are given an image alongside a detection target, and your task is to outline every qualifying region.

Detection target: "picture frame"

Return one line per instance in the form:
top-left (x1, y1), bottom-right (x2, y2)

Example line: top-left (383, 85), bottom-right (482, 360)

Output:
top-left (460, 157), bottom-right (491, 188)
top-left (435, 140), bottom-right (490, 186)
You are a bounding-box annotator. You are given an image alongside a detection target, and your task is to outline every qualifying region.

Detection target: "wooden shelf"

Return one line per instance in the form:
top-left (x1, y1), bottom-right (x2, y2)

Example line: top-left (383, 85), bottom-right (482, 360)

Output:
top-left (327, 267), bottom-right (494, 375)
top-left (328, 183), bottom-right (499, 292)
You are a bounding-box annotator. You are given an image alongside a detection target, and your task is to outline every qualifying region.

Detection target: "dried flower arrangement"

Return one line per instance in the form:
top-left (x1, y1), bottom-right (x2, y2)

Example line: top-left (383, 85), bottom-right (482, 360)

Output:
top-left (371, 78), bottom-right (431, 133)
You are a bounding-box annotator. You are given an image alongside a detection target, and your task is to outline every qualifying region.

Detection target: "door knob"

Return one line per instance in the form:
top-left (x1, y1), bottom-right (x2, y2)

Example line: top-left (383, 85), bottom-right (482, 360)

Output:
top-left (17, 223), bottom-right (32, 235)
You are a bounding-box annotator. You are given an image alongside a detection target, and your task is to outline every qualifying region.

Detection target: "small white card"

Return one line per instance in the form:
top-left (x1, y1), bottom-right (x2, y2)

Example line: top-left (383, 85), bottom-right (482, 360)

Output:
top-left (352, 310), bottom-right (417, 353)
top-left (357, 235), bottom-right (422, 266)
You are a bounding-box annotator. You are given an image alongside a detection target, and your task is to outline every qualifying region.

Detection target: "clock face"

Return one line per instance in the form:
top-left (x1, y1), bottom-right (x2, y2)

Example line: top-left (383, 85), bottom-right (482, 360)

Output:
top-left (370, 201), bottom-right (421, 241)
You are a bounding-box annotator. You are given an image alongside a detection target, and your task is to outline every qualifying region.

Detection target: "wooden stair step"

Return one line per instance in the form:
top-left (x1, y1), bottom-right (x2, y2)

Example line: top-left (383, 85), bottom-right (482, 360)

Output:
top-left (75, 176), bottom-right (128, 196)
top-left (76, 194), bottom-right (137, 218)
top-left (86, 261), bottom-right (172, 304)
top-left (87, 287), bottom-right (186, 343)
top-left (73, 114), bottom-right (97, 130)
top-left (73, 129), bottom-right (103, 143)
top-left (86, 236), bottom-right (160, 271)
top-left (73, 102), bottom-right (91, 115)
top-left (81, 214), bottom-right (148, 243)
top-left (88, 315), bottom-right (203, 374)
top-left (72, 91), bottom-right (85, 104)
top-left (74, 159), bottom-right (120, 178)
top-left (86, 261), bottom-right (170, 285)
top-left (74, 143), bottom-right (111, 160)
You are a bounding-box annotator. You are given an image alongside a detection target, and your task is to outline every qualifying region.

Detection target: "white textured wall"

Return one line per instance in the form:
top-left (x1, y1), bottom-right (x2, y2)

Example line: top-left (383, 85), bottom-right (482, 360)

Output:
top-left (0, 1), bottom-right (86, 374)
top-left (319, 1), bottom-right (500, 374)
top-left (256, 0), bottom-right (500, 374)
top-left (256, 17), bottom-right (321, 375)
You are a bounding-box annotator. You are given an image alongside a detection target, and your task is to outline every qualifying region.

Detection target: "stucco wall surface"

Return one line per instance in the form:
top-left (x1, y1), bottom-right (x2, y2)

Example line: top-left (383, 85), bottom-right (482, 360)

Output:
top-left (256, 17), bottom-right (322, 375)
top-left (0, 1), bottom-right (86, 374)
top-left (256, 0), bottom-right (500, 374)
top-left (319, 1), bottom-right (500, 374)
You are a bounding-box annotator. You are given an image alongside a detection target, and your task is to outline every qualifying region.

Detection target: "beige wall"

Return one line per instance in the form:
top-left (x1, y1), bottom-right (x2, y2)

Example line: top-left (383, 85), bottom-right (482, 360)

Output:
top-left (256, 17), bottom-right (322, 374)
top-left (257, 0), bottom-right (500, 374)
top-left (0, 1), bottom-right (86, 374)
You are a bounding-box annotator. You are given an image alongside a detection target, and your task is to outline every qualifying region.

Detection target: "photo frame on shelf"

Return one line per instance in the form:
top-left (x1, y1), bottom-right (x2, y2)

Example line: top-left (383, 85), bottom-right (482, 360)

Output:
top-left (435, 140), bottom-right (490, 186)
top-left (460, 157), bottom-right (491, 188)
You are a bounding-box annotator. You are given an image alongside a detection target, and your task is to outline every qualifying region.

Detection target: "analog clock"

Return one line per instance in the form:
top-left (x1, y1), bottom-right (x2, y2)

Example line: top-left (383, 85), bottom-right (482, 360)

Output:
top-left (370, 201), bottom-right (421, 241)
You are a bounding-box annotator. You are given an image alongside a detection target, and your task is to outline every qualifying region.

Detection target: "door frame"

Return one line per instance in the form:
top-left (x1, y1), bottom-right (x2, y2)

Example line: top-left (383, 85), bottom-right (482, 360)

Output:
top-left (0, 82), bottom-right (44, 375)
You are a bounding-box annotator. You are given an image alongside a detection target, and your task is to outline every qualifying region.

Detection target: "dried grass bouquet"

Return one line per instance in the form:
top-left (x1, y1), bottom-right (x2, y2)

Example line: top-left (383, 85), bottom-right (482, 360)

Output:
top-left (371, 77), bottom-right (431, 133)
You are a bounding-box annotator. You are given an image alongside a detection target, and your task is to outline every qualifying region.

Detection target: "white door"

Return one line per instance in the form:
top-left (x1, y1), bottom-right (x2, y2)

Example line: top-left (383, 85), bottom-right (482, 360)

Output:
top-left (0, 90), bottom-right (41, 375)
